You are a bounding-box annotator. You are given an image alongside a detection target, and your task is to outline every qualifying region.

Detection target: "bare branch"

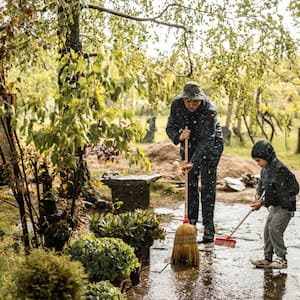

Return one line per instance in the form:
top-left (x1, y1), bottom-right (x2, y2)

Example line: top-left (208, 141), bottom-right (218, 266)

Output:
top-left (182, 31), bottom-right (194, 77)
top-left (85, 3), bottom-right (188, 31)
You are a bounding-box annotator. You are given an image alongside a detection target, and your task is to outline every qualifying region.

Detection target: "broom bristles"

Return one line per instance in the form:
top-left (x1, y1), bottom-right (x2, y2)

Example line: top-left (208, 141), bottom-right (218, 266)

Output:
top-left (171, 224), bottom-right (200, 266)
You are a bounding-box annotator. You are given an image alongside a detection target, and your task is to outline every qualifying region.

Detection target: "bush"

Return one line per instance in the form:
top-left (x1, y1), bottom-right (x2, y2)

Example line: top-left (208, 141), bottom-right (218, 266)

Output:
top-left (0, 238), bottom-right (24, 300)
top-left (85, 281), bottom-right (125, 300)
top-left (69, 236), bottom-right (140, 283)
top-left (13, 248), bottom-right (87, 300)
top-left (89, 209), bottom-right (166, 250)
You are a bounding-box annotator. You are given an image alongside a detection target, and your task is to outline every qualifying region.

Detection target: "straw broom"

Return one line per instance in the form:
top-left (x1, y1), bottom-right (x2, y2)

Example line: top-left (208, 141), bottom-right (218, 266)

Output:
top-left (171, 136), bottom-right (200, 266)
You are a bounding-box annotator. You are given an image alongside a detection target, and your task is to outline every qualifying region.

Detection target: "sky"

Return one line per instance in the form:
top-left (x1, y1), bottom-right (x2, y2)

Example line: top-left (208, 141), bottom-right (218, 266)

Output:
top-left (145, 0), bottom-right (299, 57)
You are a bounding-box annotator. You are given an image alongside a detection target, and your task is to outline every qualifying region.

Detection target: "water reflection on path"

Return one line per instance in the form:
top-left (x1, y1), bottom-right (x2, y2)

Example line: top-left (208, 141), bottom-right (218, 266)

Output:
top-left (126, 202), bottom-right (300, 300)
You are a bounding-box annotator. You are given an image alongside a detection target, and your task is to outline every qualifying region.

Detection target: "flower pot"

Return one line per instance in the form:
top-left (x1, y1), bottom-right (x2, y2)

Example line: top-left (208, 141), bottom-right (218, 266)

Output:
top-left (130, 266), bottom-right (141, 286)
top-left (135, 246), bottom-right (150, 266)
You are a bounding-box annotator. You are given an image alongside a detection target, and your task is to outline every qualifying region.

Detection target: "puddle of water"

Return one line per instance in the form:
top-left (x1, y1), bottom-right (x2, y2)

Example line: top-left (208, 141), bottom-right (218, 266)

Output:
top-left (126, 202), bottom-right (300, 300)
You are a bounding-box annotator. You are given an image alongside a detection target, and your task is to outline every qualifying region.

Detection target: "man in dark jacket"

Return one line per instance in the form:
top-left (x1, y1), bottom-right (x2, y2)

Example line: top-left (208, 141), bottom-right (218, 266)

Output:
top-left (250, 140), bottom-right (299, 269)
top-left (166, 81), bottom-right (223, 243)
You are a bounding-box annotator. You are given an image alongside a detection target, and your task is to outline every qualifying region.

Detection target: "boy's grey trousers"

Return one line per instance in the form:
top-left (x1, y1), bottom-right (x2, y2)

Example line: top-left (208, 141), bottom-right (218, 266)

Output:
top-left (264, 205), bottom-right (292, 261)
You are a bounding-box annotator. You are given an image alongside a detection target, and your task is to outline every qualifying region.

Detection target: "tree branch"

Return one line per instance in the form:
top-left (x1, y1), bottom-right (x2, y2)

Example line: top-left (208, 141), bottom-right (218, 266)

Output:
top-left (183, 31), bottom-right (194, 77)
top-left (85, 3), bottom-right (189, 31)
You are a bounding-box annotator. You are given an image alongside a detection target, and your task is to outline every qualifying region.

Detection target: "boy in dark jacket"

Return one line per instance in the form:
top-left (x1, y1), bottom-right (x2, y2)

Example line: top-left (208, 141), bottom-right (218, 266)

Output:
top-left (250, 140), bottom-right (299, 269)
top-left (166, 81), bottom-right (223, 243)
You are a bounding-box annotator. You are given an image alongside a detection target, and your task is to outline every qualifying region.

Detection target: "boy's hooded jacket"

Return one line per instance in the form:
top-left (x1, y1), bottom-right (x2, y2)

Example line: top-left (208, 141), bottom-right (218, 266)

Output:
top-left (251, 140), bottom-right (299, 211)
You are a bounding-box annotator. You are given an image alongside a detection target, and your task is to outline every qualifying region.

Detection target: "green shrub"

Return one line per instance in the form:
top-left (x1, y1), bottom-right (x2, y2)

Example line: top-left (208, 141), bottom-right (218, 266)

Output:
top-left (69, 236), bottom-right (140, 283)
top-left (0, 238), bottom-right (24, 300)
top-left (85, 281), bottom-right (125, 300)
top-left (13, 248), bottom-right (87, 300)
top-left (89, 209), bottom-right (166, 250)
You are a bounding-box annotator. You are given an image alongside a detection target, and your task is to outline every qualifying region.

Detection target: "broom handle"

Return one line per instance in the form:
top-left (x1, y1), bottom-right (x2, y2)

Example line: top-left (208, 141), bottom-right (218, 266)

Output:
top-left (184, 131), bottom-right (189, 219)
top-left (228, 191), bottom-right (265, 238)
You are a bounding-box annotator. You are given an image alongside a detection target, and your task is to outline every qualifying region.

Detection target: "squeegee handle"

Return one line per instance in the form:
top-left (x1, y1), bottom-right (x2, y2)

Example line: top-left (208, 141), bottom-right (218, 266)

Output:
top-left (228, 209), bottom-right (253, 238)
top-left (228, 191), bottom-right (265, 238)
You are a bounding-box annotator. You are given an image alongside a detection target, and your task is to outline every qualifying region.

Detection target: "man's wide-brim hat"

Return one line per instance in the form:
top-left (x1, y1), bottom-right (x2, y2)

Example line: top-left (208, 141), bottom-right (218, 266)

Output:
top-left (180, 81), bottom-right (204, 101)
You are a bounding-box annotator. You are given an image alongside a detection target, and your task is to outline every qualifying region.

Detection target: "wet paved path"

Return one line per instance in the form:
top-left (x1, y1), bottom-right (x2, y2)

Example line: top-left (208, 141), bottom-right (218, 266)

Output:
top-left (126, 202), bottom-right (300, 299)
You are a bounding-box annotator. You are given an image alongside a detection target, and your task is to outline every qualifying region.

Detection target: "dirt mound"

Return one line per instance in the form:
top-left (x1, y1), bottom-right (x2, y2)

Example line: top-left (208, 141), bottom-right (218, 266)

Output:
top-left (218, 154), bottom-right (260, 179)
top-left (145, 140), bottom-right (260, 180)
top-left (146, 140), bottom-right (180, 162)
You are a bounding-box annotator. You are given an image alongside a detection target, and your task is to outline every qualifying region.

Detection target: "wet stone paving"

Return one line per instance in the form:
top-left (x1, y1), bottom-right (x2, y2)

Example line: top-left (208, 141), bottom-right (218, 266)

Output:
top-left (126, 201), bottom-right (300, 300)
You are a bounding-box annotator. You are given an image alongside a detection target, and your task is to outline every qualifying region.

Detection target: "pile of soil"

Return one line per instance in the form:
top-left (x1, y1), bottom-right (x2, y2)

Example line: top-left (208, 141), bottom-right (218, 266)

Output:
top-left (145, 140), bottom-right (261, 181)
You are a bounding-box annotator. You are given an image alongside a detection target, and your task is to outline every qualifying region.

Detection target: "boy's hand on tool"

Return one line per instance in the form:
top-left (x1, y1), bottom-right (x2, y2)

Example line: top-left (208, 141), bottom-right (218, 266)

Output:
top-left (250, 194), bottom-right (263, 211)
top-left (251, 201), bottom-right (262, 211)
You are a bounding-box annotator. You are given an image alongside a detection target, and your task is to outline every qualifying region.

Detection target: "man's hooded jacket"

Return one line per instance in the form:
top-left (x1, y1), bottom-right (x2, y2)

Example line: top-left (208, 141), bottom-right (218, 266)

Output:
top-left (166, 94), bottom-right (223, 164)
